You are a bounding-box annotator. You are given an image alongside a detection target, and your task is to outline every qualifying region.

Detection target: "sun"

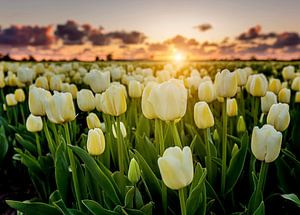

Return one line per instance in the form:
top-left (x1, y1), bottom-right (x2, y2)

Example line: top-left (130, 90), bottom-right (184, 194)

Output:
top-left (173, 51), bottom-right (186, 62)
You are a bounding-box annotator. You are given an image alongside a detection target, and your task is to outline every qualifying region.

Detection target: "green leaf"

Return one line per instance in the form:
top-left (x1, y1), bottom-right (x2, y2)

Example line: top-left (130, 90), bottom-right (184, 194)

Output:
top-left (15, 133), bottom-right (37, 154)
top-left (6, 200), bottom-right (61, 215)
top-left (14, 148), bottom-right (44, 175)
top-left (70, 145), bottom-right (121, 205)
top-left (82, 200), bottom-right (118, 215)
top-left (140, 202), bottom-right (154, 215)
top-left (253, 201), bottom-right (265, 215)
top-left (281, 194), bottom-right (300, 207)
top-left (0, 125), bottom-right (8, 163)
top-left (125, 187), bottom-right (135, 208)
top-left (225, 133), bottom-right (248, 194)
top-left (112, 171), bottom-right (132, 201)
top-left (49, 191), bottom-right (73, 215)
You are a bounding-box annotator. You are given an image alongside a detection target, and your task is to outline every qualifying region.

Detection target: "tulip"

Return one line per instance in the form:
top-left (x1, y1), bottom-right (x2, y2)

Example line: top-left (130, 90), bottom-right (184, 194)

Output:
top-left (194, 101), bottom-right (214, 129)
top-left (267, 103), bottom-right (290, 131)
top-left (237, 116), bottom-right (246, 133)
top-left (268, 78), bottom-right (281, 95)
top-left (17, 67), bottom-right (35, 83)
top-left (84, 70), bottom-right (110, 93)
top-left (87, 128), bottom-right (105, 156)
top-left (227, 98), bottom-right (238, 117)
top-left (101, 84), bottom-right (127, 116)
top-left (49, 75), bottom-right (62, 91)
top-left (45, 92), bottom-right (76, 124)
top-left (112, 121), bottom-right (127, 138)
top-left (235, 68), bottom-right (249, 86)
top-left (261, 91), bottom-right (277, 113)
top-left (282, 65), bottom-right (295, 80)
top-left (77, 89), bottom-right (96, 112)
top-left (128, 158), bottom-right (141, 184)
top-left (111, 67), bottom-right (125, 81)
top-left (35, 76), bottom-right (49, 90)
top-left (295, 92), bottom-right (300, 103)
top-left (246, 74), bottom-right (268, 97)
top-left (198, 80), bottom-right (216, 103)
top-left (86, 112), bottom-right (101, 129)
top-left (231, 144), bottom-right (239, 157)
top-left (6, 93), bottom-right (17, 106)
top-left (28, 86), bottom-right (52, 116)
top-left (251, 124), bottom-right (282, 163)
top-left (26, 114), bottom-right (43, 132)
top-left (215, 69), bottom-right (237, 98)
top-left (95, 93), bottom-right (103, 112)
top-left (141, 82), bottom-right (158, 119)
top-left (0, 71), bottom-right (5, 88)
top-left (14, 89), bottom-right (25, 102)
top-left (158, 146), bottom-right (194, 190)
top-left (291, 77), bottom-right (300, 91)
top-left (128, 80), bottom-right (143, 98)
top-left (281, 82), bottom-right (288, 89)
top-left (147, 79), bottom-right (187, 121)
top-left (278, 88), bottom-right (291, 104)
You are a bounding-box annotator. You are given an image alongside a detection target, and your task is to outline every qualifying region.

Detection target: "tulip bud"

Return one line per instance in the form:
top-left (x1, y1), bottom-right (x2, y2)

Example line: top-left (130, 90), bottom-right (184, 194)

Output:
top-left (49, 75), bottom-right (62, 91)
top-left (6, 93), bottom-right (17, 106)
top-left (231, 144), bottom-right (239, 157)
top-left (237, 116), bottom-right (246, 133)
top-left (251, 124), bottom-right (282, 163)
top-left (268, 78), bottom-right (281, 95)
top-left (227, 98), bottom-right (238, 117)
top-left (128, 158), bottom-right (141, 184)
top-left (282, 65), bottom-right (295, 81)
top-left (158, 146), bottom-right (194, 190)
top-left (112, 121), bottom-right (127, 138)
top-left (84, 70), bottom-right (110, 93)
top-left (111, 67), bottom-right (125, 81)
top-left (128, 80), bottom-right (143, 98)
top-left (213, 129), bottom-right (220, 143)
top-left (261, 91), bottom-right (277, 113)
top-left (87, 128), bottom-right (105, 156)
top-left (14, 88), bottom-right (25, 102)
top-left (45, 92), bottom-right (76, 124)
top-left (69, 84), bottom-right (78, 99)
top-left (35, 76), bottom-right (49, 90)
top-left (29, 86), bottom-right (52, 116)
top-left (291, 77), bottom-right (300, 91)
top-left (26, 114), bottom-right (43, 132)
top-left (295, 92), bottom-right (300, 103)
top-left (3, 104), bottom-right (6, 111)
top-left (246, 74), bottom-right (268, 97)
top-left (0, 71), bottom-right (5, 88)
top-left (77, 89), bottom-right (96, 112)
top-left (267, 103), bottom-right (290, 132)
top-left (86, 112), bottom-right (101, 129)
top-left (147, 79), bottom-right (187, 121)
top-left (278, 88), bottom-right (291, 104)
top-left (235, 68), bottom-right (249, 86)
top-left (215, 69), bottom-right (237, 98)
top-left (101, 84), bottom-right (127, 116)
top-left (141, 82), bottom-right (158, 119)
top-left (194, 101), bottom-right (214, 129)
top-left (198, 80), bottom-right (216, 103)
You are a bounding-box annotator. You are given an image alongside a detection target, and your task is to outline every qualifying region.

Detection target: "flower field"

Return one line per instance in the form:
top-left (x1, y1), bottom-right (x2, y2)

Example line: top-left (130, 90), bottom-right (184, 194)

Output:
top-left (0, 61), bottom-right (300, 214)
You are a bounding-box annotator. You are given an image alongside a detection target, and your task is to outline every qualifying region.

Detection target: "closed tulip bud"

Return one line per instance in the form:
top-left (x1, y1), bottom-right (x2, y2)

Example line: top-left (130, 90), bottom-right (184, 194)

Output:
top-left (194, 101), bottom-right (214, 129)
top-left (215, 69), bottom-right (237, 98)
top-left (278, 88), bottom-right (291, 104)
top-left (84, 70), bottom-right (110, 93)
top-left (14, 89), bottom-right (25, 102)
top-left (158, 146), bottom-right (194, 190)
top-left (87, 128), bottom-right (105, 156)
top-left (268, 78), bottom-right (281, 95)
top-left (45, 92), bottom-right (76, 124)
top-left (251, 124), bottom-right (282, 163)
top-left (213, 129), bottom-right (220, 143)
top-left (0, 71), bottom-right (5, 88)
top-left (282, 65), bottom-right (295, 80)
top-left (128, 80), bottom-right (143, 98)
top-left (235, 68), bottom-right (249, 86)
top-left (77, 89), bottom-right (96, 112)
top-left (29, 86), bottom-right (52, 116)
top-left (141, 82), bottom-right (158, 119)
top-left (6, 93), bottom-right (17, 106)
top-left (49, 75), bottom-right (62, 91)
top-left (147, 79), bottom-right (187, 121)
top-left (128, 158), bottom-right (141, 184)
top-left (112, 121), bottom-right (127, 138)
top-left (86, 112), bottom-right (101, 129)
top-left (69, 84), bottom-right (78, 99)
top-left (35, 76), bottom-right (49, 90)
top-left (227, 98), bottom-right (238, 117)
top-left (291, 77), bottom-right (300, 91)
top-left (198, 80), bottom-right (216, 103)
top-left (246, 74), bottom-right (268, 97)
top-left (261, 91), bottom-right (277, 113)
top-left (26, 114), bottom-right (43, 132)
top-left (231, 144), bottom-right (239, 157)
top-left (237, 116), bottom-right (246, 133)
top-left (101, 84), bottom-right (127, 116)
top-left (267, 103), bottom-right (290, 131)
top-left (295, 92), bottom-right (300, 103)
top-left (3, 104), bottom-right (6, 111)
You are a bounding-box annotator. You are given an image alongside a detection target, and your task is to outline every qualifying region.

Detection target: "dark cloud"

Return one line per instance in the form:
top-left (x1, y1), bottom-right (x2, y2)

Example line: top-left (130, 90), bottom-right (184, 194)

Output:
top-left (237, 25), bottom-right (278, 41)
top-left (148, 43), bottom-right (169, 52)
top-left (55, 20), bottom-right (86, 45)
top-left (194, 23), bottom-right (212, 32)
top-left (272, 32), bottom-right (300, 48)
top-left (106, 31), bottom-right (146, 44)
top-left (0, 25), bottom-right (55, 46)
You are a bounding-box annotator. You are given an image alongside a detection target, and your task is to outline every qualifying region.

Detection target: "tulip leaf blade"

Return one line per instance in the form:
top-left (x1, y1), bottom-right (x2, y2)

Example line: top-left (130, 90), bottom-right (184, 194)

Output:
top-left (281, 193), bottom-right (300, 207)
top-left (6, 200), bottom-right (61, 215)
top-left (82, 200), bottom-right (119, 215)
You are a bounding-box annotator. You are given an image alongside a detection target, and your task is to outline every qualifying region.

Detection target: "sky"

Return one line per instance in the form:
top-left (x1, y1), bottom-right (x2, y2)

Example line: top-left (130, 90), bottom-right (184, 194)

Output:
top-left (0, 0), bottom-right (300, 60)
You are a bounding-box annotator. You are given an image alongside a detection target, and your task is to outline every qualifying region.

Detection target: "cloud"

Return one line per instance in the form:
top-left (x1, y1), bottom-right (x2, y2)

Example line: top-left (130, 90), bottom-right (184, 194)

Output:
top-left (272, 32), bottom-right (300, 48)
top-left (106, 31), bottom-right (146, 44)
top-left (55, 20), bottom-right (87, 45)
top-left (194, 23), bottom-right (213, 32)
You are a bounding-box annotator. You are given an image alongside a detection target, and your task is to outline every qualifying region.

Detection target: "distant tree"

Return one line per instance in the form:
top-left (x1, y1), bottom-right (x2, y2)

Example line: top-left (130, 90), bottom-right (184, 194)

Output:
top-left (106, 53), bottom-right (113, 61)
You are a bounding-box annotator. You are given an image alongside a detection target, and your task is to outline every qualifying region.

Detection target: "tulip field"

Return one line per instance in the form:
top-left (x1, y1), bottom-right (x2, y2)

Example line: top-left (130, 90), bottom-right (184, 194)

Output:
top-left (1, 61), bottom-right (300, 215)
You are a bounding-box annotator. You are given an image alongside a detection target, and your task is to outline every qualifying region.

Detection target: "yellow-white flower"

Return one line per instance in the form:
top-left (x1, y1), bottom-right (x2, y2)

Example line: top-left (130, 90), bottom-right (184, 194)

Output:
top-left (77, 89), bottom-right (96, 112)
top-left (112, 121), bottom-right (127, 138)
top-left (194, 101), bottom-right (214, 129)
top-left (282, 65), bottom-right (295, 80)
top-left (128, 80), bottom-right (143, 98)
top-left (86, 112), bottom-right (101, 129)
top-left (261, 91), bottom-right (277, 113)
top-left (278, 88), bottom-right (291, 104)
top-left (246, 74), bottom-right (268, 97)
top-left (6, 93), bottom-right (17, 106)
top-left (227, 98), bottom-right (238, 117)
top-left (198, 80), bottom-right (216, 103)
top-left (26, 114), bottom-right (43, 132)
top-left (87, 128), bottom-right (105, 156)
top-left (28, 86), bottom-right (52, 116)
top-left (267, 103), bottom-right (290, 131)
top-left (215, 69), bottom-right (238, 98)
top-left (268, 78), bottom-right (281, 95)
top-left (14, 89), bottom-right (26, 102)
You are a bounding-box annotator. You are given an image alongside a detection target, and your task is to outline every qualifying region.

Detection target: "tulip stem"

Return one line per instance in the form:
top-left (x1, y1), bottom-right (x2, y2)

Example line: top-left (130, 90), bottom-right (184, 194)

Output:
top-left (12, 107), bottom-right (18, 124)
top-left (204, 128), bottom-right (212, 183)
top-left (20, 103), bottom-right (25, 124)
top-left (162, 183), bottom-right (168, 215)
top-left (221, 97), bottom-right (227, 195)
top-left (42, 118), bottom-right (55, 157)
top-left (179, 188), bottom-right (187, 215)
top-left (156, 119), bottom-right (164, 155)
top-left (116, 117), bottom-right (125, 175)
top-left (171, 122), bottom-right (182, 148)
top-left (240, 87), bottom-right (245, 118)
top-left (252, 96), bottom-right (259, 126)
top-left (64, 123), bottom-right (82, 211)
top-left (35, 133), bottom-right (42, 157)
